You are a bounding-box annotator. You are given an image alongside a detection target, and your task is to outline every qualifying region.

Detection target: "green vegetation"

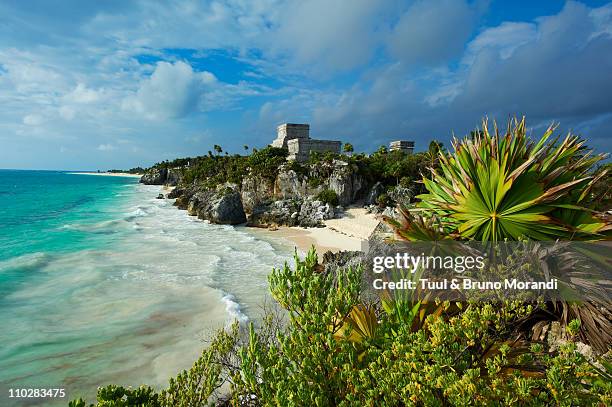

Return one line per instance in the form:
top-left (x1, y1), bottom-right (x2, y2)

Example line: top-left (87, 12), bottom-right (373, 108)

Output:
top-left (107, 167), bottom-right (145, 174)
top-left (175, 146), bottom-right (287, 187)
top-left (145, 142), bottom-right (430, 204)
top-left (376, 192), bottom-right (392, 207)
top-left (84, 118), bottom-right (610, 405)
top-left (394, 117), bottom-right (610, 241)
top-left (316, 189), bottom-right (339, 206)
top-left (71, 250), bottom-right (611, 406)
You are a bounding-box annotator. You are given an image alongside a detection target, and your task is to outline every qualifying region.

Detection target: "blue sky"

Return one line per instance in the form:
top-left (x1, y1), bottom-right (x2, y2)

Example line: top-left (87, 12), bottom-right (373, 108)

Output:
top-left (0, 0), bottom-right (611, 170)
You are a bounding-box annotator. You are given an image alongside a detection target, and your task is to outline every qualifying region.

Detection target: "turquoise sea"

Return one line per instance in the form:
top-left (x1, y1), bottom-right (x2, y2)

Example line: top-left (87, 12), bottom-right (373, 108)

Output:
top-left (0, 170), bottom-right (294, 406)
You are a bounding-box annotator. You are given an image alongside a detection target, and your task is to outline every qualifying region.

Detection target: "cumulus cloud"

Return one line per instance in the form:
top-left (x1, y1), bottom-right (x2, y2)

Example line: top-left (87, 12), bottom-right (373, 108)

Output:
top-left (270, 0), bottom-right (391, 71)
top-left (259, 2), bottom-right (612, 154)
top-left (124, 61), bottom-right (216, 120)
top-left (1, 0), bottom-right (611, 170)
top-left (65, 83), bottom-right (100, 104)
top-left (387, 0), bottom-right (479, 66)
top-left (453, 1), bottom-right (612, 119)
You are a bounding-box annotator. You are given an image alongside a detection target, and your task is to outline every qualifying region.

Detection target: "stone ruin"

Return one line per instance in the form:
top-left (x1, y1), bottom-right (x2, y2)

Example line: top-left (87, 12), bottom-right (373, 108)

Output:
top-left (389, 140), bottom-right (414, 154)
top-left (271, 123), bottom-right (341, 161)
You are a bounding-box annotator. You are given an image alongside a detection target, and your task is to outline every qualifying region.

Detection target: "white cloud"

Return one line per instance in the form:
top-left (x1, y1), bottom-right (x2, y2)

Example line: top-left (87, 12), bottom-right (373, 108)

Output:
top-left (0, 0), bottom-right (611, 169)
top-left (65, 83), bottom-right (100, 104)
top-left (465, 22), bottom-right (537, 62)
top-left (270, 0), bottom-right (390, 72)
top-left (22, 114), bottom-right (44, 126)
top-left (123, 61), bottom-right (216, 120)
top-left (97, 144), bottom-right (115, 151)
top-left (387, 0), bottom-right (478, 66)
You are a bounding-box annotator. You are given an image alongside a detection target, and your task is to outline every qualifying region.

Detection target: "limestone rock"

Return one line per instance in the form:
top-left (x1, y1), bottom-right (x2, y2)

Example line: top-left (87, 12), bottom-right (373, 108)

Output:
top-left (241, 176), bottom-right (274, 214)
top-left (140, 167), bottom-right (182, 186)
top-left (140, 168), bottom-right (167, 185)
top-left (185, 186), bottom-right (246, 225)
top-left (274, 168), bottom-right (307, 199)
top-left (248, 199), bottom-right (301, 227)
top-left (328, 161), bottom-right (365, 206)
top-left (165, 169), bottom-right (182, 186)
top-left (298, 198), bottom-right (335, 227)
top-left (365, 182), bottom-right (385, 205)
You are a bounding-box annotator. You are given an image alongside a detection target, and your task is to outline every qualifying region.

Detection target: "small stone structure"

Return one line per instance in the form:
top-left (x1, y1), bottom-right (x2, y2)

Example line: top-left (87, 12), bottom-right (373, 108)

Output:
top-left (272, 123), bottom-right (310, 148)
top-left (272, 123), bottom-right (341, 161)
top-left (389, 140), bottom-right (415, 154)
top-left (288, 138), bottom-right (342, 161)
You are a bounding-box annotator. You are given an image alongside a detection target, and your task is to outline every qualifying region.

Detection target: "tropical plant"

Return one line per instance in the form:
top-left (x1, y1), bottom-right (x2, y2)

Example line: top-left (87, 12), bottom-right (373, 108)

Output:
top-left (413, 117), bottom-right (609, 241)
top-left (71, 249), bottom-right (611, 406)
top-left (316, 189), bottom-right (339, 206)
top-left (343, 142), bottom-right (354, 154)
top-left (386, 117), bottom-right (611, 353)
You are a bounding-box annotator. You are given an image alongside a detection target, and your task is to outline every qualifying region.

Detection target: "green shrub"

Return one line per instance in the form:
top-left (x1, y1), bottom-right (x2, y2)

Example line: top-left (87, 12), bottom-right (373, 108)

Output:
top-left (308, 177), bottom-right (324, 188)
top-left (248, 146), bottom-right (288, 179)
top-left (73, 249), bottom-right (611, 406)
top-left (316, 189), bottom-right (339, 206)
top-left (376, 193), bottom-right (392, 207)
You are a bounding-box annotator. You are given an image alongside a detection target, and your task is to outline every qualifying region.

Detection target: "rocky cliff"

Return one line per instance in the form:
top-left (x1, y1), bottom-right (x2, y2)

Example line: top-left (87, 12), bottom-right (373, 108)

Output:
top-left (140, 168), bottom-right (182, 186)
top-left (148, 159), bottom-right (372, 227)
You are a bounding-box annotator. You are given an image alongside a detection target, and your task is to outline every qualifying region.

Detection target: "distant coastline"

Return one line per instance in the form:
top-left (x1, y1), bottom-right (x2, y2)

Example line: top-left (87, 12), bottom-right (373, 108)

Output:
top-left (67, 171), bottom-right (143, 178)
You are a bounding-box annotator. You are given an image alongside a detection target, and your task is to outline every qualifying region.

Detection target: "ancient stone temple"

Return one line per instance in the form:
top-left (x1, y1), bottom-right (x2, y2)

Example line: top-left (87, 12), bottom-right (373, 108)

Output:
top-left (389, 140), bottom-right (415, 154)
top-left (272, 123), bottom-right (341, 161)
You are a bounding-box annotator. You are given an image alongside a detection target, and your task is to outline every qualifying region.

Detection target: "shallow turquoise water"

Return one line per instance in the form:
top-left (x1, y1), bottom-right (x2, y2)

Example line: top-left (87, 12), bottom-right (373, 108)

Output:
top-left (0, 170), bottom-right (294, 406)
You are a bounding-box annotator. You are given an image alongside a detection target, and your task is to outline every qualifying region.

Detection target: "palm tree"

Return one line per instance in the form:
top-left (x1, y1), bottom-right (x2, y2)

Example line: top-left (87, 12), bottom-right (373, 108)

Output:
top-left (426, 140), bottom-right (443, 169)
top-left (343, 142), bottom-right (354, 155)
top-left (213, 144), bottom-right (222, 155)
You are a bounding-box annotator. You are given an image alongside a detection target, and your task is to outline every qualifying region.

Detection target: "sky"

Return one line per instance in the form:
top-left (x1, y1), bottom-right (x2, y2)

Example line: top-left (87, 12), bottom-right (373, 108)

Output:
top-left (0, 0), bottom-right (611, 170)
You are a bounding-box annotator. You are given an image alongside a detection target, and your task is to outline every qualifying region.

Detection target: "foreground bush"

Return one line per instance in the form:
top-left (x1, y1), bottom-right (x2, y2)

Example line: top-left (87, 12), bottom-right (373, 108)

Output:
top-left (71, 250), bottom-right (611, 406)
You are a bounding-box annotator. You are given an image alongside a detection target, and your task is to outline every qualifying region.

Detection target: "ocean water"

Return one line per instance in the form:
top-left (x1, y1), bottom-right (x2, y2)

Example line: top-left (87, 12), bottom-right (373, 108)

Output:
top-left (0, 170), bottom-right (295, 405)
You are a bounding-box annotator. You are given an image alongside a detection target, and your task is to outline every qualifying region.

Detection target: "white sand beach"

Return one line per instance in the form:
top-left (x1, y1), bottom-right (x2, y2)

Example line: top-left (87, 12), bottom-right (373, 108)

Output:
top-left (262, 207), bottom-right (380, 254)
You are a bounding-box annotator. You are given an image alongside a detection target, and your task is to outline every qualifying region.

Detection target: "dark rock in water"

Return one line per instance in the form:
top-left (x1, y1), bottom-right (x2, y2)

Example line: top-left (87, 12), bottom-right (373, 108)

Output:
top-left (365, 181), bottom-right (385, 205)
top-left (156, 193), bottom-right (164, 199)
top-left (186, 186), bottom-right (246, 225)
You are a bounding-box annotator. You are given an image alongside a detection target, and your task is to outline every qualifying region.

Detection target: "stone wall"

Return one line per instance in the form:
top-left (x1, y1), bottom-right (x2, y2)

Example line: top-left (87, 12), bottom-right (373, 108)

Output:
top-left (287, 138), bottom-right (342, 161)
top-left (389, 140), bottom-right (415, 154)
top-left (271, 123), bottom-right (310, 148)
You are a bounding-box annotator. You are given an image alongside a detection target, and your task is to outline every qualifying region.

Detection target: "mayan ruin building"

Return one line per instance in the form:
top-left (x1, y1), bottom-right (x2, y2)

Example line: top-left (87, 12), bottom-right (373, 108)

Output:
top-left (272, 123), bottom-right (341, 161)
top-left (389, 140), bottom-right (415, 154)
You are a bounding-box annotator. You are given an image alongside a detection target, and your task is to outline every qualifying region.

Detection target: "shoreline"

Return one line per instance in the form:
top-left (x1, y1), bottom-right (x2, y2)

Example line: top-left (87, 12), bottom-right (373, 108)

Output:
top-left (252, 207), bottom-right (380, 254)
top-left (67, 171), bottom-right (143, 178)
